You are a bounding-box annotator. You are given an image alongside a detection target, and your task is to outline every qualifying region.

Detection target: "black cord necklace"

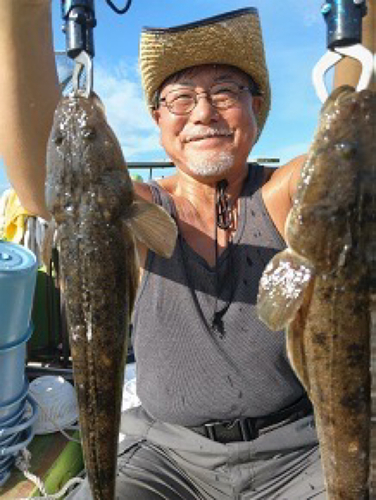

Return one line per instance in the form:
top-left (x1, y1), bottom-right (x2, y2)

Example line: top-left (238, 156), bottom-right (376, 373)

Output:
top-left (179, 179), bottom-right (236, 339)
top-left (211, 179), bottom-right (236, 337)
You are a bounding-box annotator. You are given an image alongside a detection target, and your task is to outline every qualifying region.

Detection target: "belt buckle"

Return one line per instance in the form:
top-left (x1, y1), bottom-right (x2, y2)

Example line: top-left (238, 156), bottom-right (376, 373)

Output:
top-left (203, 422), bottom-right (217, 441)
top-left (237, 418), bottom-right (258, 441)
top-left (203, 417), bottom-right (259, 442)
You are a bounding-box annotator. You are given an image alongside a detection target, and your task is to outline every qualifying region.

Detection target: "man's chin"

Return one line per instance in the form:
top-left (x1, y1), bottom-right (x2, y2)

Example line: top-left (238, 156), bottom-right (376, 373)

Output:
top-left (186, 152), bottom-right (235, 178)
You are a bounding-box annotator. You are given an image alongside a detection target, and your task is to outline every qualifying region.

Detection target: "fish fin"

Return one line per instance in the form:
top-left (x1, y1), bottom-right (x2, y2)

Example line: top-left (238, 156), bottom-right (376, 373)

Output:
top-left (123, 200), bottom-right (177, 258)
top-left (42, 219), bottom-right (56, 268)
top-left (286, 306), bottom-right (312, 395)
top-left (257, 248), bottom-right (315, 331)
top-left (122, 225), bottom-right (140, 313)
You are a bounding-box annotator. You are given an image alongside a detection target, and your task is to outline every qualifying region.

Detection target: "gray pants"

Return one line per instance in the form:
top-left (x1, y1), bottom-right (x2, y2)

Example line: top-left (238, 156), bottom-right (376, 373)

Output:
top-left (66, 406), bottom-right (326, 499)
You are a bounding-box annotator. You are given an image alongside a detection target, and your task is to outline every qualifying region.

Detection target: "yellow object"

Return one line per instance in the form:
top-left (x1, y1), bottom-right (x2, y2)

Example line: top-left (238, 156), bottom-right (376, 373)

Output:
top-left (3, 190), bottom-right (31, 243)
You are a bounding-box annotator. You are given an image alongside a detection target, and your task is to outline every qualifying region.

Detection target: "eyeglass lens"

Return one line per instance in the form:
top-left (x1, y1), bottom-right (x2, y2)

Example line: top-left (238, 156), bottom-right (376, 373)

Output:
top-left (161, 82), bottom-right (247, 114)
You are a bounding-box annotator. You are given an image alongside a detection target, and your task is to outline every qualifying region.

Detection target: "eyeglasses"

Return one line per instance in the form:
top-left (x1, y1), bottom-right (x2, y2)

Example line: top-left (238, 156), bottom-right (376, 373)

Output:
top-left (158, 82), bottom-right (251, 115)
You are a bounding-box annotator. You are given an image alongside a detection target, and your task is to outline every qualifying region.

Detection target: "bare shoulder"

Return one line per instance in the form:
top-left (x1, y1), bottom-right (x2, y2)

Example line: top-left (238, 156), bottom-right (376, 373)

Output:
top-left (133, 174), bottom-right (178, 201)
top-left (156, 174), bottom-right (178, 195)
top-left (265, 154), bottom-right (307, 198)
top-left (261, 154), bottom-right (307, 239)
top-left (133, 180), bottom-right (153, 202)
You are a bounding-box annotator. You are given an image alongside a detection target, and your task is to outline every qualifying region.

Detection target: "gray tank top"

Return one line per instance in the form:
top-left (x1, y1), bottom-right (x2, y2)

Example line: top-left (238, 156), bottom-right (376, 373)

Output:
top-left (132, 165), bottom-right (304, 427)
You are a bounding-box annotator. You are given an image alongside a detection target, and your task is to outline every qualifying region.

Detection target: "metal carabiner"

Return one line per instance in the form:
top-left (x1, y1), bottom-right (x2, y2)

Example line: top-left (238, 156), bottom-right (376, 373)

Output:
top-left (72, 50), bottom-right (93, 98)
top-left (312, 0), bottom-right (373, 102)
top-left (61, 1), bottom-right (96, 97)
top-left (313, 43), bottom-right (373, 102)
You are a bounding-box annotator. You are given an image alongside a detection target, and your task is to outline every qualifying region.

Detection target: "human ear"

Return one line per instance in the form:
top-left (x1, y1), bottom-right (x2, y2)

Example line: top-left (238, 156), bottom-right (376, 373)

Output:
top-left (152, 109), bottom-right (161, 125)
top-left (252, 96), bottom-right (263, 116)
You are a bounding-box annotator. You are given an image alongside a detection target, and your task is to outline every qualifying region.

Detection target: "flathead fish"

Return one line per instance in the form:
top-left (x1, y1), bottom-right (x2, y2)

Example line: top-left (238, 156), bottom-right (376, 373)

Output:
top-left (44, 93), bottom-right (177, 500)
top-left (257, 86), bottom-right (375, 499)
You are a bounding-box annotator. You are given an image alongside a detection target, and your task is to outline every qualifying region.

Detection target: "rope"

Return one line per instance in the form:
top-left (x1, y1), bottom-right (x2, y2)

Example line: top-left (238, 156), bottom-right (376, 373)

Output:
top-left (13, 391), bottom-right (84, 498)
top-left (28, 389), bottom-right (81, 444)
top-left (15, 449), bottom-right (84, 500)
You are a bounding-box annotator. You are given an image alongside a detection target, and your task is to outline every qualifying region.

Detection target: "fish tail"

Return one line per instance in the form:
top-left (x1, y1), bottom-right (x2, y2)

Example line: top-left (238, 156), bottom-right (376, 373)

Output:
top-left (370, 293), bottom-right (376, 496)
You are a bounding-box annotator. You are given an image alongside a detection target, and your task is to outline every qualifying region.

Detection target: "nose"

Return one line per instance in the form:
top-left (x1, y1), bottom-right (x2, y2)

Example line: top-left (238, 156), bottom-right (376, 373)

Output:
top-left (189, 93), bottom-right (219, 124)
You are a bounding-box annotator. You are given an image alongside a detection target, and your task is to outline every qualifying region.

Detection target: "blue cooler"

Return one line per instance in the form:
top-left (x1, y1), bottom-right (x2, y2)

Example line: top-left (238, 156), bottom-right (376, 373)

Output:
top-left (0, 242), bottom-right (37, 348)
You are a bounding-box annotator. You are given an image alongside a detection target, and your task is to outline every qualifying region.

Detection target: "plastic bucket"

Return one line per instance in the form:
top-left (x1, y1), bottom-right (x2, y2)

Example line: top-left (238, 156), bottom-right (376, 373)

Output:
top-left (0, 242), bottom-right (37, 348)
top-left (0, 395), bottom-right (38, 440)
top-left (0, 325), bottom-right (33, 406)
top-left (0, 454), bottom-right (14, 474)
top-left (0, 395), bottom-right (37, 488)
top-left (0, 431), bottom-right (19, 450)
top-left (0, 425), bottom-right (34, 457)
top-left (0, 403), bottom-right (25, 432)
top-left (0, 468), bottom-right (12, 487)
top-left (0, 381), bottom-right (29, 423)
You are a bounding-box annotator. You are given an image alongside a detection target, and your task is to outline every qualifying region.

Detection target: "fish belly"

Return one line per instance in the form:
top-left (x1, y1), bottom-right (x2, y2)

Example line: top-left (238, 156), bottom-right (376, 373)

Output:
top-left (59, 221), bottom-right (131, 500)
top-left (289, 261), bottom-right (370, 499)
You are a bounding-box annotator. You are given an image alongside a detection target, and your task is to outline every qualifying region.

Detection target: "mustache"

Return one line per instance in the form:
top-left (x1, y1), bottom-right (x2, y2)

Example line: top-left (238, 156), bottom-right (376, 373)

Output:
top-left (184, 127), bottom-right (233, 143)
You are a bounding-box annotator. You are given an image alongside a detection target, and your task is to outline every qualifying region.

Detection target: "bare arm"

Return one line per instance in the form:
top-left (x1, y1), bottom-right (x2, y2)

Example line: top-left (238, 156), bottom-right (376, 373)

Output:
top-left (263, 5), bottom-right (374, 239)
top-left (261, 155), bottom-right (306, 239)
top-left (0, 0), bottom-right (60, 219)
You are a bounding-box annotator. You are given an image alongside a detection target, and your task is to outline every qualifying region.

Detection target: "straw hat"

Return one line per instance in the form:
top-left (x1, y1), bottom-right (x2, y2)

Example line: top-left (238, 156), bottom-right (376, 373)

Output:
top-left (140, 8), bottom-right (271, 140)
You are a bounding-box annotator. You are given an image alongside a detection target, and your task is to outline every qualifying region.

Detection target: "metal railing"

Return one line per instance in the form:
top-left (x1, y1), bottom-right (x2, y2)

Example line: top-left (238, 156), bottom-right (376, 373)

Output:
top-left (127, 159), bottom-right (280, 180)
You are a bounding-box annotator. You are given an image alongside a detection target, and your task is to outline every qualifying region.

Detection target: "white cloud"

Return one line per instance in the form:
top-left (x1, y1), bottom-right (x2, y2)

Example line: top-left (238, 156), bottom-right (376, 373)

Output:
top-left (94, 61), bottom-right (164, 160)
top-left (289, 0), bottom-right (322, 26)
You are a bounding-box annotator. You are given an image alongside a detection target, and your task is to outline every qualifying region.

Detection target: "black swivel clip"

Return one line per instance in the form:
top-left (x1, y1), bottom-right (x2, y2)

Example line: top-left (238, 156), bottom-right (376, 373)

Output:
top-left (61, 0), bottom-right (97, 97)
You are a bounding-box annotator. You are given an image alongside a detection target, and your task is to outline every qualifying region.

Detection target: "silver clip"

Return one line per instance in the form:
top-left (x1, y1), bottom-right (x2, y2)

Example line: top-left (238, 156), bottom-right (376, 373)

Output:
top-left (72, 51), bottom-right (93, 98)
top-left (312, 43), bottom-right (373, 102)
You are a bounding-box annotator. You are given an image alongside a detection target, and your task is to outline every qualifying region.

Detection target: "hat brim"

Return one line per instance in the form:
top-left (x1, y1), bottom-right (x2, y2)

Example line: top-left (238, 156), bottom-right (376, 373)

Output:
top-left (140, 8), bottom-right (270, 141)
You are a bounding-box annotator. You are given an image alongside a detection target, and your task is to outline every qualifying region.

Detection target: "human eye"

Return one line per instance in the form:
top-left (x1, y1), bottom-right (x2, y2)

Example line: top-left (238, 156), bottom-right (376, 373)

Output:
top-left (211, 83), bottom-right (239, 103)
top-left (166, 88), bottom-right (195, 113)
top-left (167, 88), bottom-right (193, 102)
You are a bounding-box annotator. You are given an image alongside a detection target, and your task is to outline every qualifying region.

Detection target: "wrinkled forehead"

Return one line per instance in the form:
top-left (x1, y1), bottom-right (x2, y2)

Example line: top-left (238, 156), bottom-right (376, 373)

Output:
top-left (160, 64), bottom-right (251, 91)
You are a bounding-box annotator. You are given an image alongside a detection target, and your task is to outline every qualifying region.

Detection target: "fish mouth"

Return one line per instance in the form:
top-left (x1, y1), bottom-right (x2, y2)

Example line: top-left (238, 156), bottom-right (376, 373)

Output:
top-left (184, 130), bottom-right (233, 143)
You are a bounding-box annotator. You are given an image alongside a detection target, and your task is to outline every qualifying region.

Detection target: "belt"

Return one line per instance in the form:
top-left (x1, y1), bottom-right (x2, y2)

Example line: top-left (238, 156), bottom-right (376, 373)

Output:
top-left (190, 395), bottom-right (313, 444)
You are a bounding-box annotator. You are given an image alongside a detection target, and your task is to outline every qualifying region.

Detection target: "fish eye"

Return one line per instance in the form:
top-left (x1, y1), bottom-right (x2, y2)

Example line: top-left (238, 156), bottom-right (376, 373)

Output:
top-left (82, 127), bottom-right (96, 140)
top-left (335, 141), bottom-right (357, 158)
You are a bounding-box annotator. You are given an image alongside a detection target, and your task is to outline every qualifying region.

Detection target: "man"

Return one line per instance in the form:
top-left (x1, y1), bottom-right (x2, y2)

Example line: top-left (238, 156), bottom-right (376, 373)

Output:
top-left (0, 3), bottom-right (373, 499)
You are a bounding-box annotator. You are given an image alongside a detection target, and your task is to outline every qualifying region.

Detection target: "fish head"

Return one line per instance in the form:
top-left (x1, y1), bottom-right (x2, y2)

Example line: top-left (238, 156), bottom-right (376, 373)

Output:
top-left (286, 86), bottom-right (375, 272)
top-left (45, 93), bottom-right (133, 223)
top-left (319, 85), bottom-right (374, 148)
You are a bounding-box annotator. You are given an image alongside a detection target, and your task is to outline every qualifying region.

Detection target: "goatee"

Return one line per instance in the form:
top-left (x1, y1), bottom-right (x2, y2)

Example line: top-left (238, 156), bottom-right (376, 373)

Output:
top-left (187, 152), bottom-right (235, 177)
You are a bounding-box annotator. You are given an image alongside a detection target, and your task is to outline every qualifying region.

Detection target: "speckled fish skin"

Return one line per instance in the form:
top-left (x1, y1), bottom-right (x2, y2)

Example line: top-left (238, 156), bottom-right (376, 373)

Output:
top-left (258, 86), bottom-right (375, 499)
top-left (45, 94), bottom-right (176, 500)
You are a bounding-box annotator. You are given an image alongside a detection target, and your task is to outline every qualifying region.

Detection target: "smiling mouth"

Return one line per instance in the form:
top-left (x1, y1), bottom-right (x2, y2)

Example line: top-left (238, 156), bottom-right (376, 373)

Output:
top-left (185, 132), bottom-right (233, 143)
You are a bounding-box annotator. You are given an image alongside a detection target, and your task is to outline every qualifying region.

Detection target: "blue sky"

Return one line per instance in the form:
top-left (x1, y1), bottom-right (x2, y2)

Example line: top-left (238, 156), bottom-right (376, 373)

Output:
top-left (1, 0), bottom-right (330, 190)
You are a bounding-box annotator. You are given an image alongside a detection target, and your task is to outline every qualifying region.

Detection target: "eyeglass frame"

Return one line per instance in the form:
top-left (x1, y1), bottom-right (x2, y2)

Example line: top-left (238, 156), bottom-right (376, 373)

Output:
top-left (154, 81), bottom-right (260, 115)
